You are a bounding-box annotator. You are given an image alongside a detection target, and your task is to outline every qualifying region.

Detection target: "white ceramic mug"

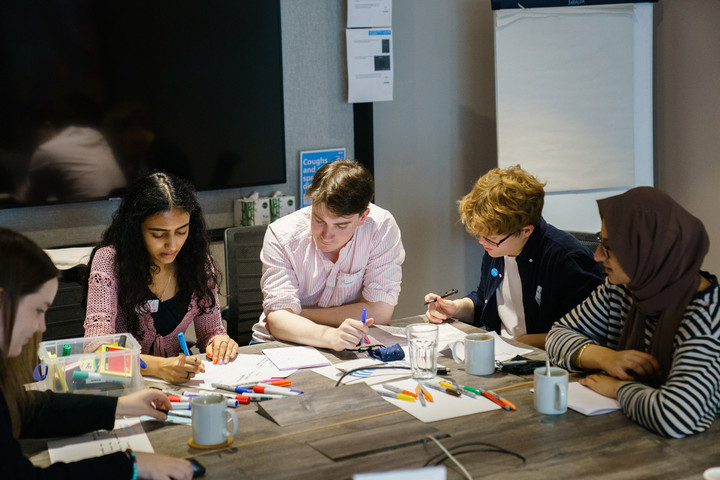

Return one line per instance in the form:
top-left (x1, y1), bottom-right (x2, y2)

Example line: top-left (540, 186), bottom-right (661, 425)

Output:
top-left (191, 395), bottom-right (238, 446)
top-left (451, 333), bottom-right (495, 376)
top-left (534, 366), bottom-right (568, 415)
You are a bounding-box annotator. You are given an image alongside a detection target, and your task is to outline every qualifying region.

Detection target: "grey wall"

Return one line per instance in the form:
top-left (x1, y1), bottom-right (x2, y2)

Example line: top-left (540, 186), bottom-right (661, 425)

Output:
top-left (654, 0), bottom-right (720, 275)
top-left (374, 1), bottom-right (498, 318)
top-left (375, 0), bottom-right (720, 319)
top-left (0, 0), bottom-right (355, 249)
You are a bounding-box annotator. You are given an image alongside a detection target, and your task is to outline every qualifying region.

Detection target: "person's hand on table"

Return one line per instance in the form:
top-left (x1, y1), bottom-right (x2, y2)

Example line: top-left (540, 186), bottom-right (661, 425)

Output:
top-left (116, 388), bottom-right (171, 420)
top-left (135, 452), bottom-right (193, 480)
top-left (579, 373), bottom-right (628, 399)
top-left (424, 293), bottom-right (458, 324)
top-left (592, 347), bottom-right (660, 381)
top-left (324, 317), bottom-right (374, 351)
top-left (206, 334), bottom-right (238, 365)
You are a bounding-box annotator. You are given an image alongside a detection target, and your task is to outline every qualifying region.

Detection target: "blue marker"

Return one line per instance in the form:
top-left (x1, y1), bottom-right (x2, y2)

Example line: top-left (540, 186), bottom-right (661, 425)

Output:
top-left (361, 308), bottom-right (369, 344)
top-left (178, 332), bottom-right (191, 356)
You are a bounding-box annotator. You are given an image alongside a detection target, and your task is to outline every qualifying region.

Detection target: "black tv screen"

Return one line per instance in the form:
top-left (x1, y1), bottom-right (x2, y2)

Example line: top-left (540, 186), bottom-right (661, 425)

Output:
top-left (0, 0), bottom-right (286, 207)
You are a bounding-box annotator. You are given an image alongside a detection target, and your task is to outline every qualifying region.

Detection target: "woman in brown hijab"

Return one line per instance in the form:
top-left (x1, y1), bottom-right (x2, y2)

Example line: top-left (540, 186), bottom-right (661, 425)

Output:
top-left (546, 187), bottom-right (720, 438)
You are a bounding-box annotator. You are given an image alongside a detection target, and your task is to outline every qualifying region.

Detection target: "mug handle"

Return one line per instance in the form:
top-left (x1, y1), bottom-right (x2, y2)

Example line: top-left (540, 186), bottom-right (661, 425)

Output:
top-left (555, 382), bottom-right (567, 410)
top-left (451, 341), bottom-right (464, 363)
top-left (225, 409), bottom-right (238, 439)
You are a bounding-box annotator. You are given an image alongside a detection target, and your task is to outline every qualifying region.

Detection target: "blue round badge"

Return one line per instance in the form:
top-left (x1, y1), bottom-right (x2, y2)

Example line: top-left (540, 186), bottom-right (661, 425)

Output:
top-left (491, 268), bottom-right (499, 277)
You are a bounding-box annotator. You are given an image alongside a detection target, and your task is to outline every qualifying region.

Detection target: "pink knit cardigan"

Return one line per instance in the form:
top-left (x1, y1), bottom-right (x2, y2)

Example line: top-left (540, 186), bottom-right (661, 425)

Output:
top-left (83, 246), bottom-right (226, 356)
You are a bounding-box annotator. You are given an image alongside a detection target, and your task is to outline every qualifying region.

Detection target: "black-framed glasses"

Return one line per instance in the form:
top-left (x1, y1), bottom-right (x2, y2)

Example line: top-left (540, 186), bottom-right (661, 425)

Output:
top-left (596, 232), bottom-right (610, 257)
top-left (482, 232), bottom-right (514, 248)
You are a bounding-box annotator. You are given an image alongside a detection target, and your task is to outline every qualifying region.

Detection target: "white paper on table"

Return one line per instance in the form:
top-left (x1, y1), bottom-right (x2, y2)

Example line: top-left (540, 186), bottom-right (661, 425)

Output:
top-left (346, 28), bottom-right (393, 103)
top-left (312, 358), bottom-right (411, 386)
top-left (151, 354), bottom-right (295, 390)
top-left (373, 379), bottom-right (501, 423)
top-left (354, 466), bottom-right (446, 480)
top-left (347, 0), bottom-right (392, 28)
top-left (48, 417), bottom-right (153, 464)
top-left (263, 346), bottom-right (332, 370)
top-left (568, 382), bottom-right (621, 416)
top-left (368, 325), bottom-right (406, 346)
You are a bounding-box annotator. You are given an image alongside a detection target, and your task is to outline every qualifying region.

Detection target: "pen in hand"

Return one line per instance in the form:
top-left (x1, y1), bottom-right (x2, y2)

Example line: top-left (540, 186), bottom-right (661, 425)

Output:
top-left (178, 332), bottom-right (191, 356)
top-left (424, 288), bottom-right (459, 305)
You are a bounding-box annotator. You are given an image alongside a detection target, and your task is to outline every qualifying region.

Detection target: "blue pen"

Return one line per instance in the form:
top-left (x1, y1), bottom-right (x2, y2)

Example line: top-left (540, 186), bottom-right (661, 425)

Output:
top-left (361, 308), bottom-right (369, 344)
top-left (178, 332), bottom-right (191, 356)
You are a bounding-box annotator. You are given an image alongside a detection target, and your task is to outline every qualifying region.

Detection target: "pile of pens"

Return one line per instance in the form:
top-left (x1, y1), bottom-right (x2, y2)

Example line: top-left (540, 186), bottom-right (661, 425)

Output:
top-left (209, 379), bottom-right (303, 404)
top-left (379, 380), bottom-right (516, 411)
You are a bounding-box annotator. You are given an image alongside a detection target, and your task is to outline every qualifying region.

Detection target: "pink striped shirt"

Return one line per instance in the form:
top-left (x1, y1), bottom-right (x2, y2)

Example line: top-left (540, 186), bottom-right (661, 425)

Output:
top-left (252, 203), bottom-right (405, 342)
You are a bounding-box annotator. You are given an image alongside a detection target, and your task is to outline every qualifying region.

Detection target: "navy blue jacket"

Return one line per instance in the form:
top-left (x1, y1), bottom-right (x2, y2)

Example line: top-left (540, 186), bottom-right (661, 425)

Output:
top-left (467, 219), bottom-right (604, 335)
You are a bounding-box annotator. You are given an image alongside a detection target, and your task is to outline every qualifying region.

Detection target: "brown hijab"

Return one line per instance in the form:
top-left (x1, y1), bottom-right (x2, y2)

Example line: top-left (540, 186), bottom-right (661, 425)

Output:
top-left (597, 187), bottom-right (709, 382)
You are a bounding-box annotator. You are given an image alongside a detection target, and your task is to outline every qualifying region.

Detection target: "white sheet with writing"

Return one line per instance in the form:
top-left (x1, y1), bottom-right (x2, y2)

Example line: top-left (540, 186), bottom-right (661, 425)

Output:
top-left (48, 417), bottom-right (153, 464)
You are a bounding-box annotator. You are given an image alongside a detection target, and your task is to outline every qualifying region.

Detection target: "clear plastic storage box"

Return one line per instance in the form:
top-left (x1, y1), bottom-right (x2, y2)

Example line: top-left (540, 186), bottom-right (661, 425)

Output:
top-left (37, 333), bottom-right (142, 396)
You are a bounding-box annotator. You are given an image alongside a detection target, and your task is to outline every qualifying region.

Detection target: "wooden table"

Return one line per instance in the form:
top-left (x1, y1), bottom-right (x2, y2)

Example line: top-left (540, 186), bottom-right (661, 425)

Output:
top-left (25, 316), bottom-right (720, 479)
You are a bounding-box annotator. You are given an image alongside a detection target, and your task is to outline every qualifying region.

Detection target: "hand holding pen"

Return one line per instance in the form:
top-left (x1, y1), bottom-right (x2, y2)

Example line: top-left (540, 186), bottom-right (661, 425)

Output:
top-left (115, 388), bottom-right (172, 420)
top-left (424, 289), bottom-right (459, 324)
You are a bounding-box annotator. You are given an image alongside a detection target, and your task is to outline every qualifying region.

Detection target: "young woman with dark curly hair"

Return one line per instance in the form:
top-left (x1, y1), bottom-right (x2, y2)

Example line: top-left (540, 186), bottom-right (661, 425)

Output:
top-left (83, 172), bottom-right (237, 383)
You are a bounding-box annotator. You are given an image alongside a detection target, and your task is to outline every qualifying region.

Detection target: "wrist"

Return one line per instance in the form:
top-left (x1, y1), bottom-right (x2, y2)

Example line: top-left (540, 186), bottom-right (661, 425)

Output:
top-left (125, 449), bottom-right (138, 480)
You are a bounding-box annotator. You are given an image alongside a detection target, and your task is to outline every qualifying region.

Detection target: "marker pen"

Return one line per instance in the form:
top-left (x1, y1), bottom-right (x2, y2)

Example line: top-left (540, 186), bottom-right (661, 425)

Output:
top-left (239, 392), bottom-right (286, 400)
top-left (71, 371), bottom-right (126, 383)
top-left (377, 390), bottom-right (415, 402)
top-left (253, 385), bottom-right (303, 396)
top-left (178, 332), bottom-right (191, 356)
top-left (382, 383), bottom-right (417, 398)
top-left (423, 382), bottom-right (461, 397)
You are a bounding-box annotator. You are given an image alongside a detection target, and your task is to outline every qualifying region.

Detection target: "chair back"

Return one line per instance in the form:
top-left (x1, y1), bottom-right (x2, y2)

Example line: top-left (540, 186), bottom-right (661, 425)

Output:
top-left (224, 225), bottom-right (267, 344)
top-left (567, 230), bottom-right (600, 253)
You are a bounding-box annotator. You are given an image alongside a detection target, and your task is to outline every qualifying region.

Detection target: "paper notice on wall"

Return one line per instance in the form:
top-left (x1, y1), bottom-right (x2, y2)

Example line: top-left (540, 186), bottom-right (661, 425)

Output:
top-left (347, 28), bottom-right (393, 103)
top-left (347, 0), bottom-right (392, 28)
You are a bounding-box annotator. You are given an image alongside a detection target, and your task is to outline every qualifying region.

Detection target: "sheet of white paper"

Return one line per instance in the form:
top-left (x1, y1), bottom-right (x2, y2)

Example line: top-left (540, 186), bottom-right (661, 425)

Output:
top-left (263, 346), bottom-right (332, 370)
top-left (354, 466), bottom-right (446, 480)
top-left (346, 28), bottom-right (393, 103)
top-left (312, 358), bottom-right (411, 386)
top-left (48, 417), bottom-right (153, 464)
top-left (368, 325), bottom-right (406, 346)
top-left (568, 381), bottom-right (621, 416)
top-left (373, 379), bottom-right (501, 423)
top-left (347, 0), bottom-right (392, 28)
top-left (155, 354), bottom-right (295, 390)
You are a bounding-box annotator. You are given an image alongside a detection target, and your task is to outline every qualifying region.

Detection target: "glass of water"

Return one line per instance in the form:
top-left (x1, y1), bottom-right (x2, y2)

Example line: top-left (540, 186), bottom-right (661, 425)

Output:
top-left (406, 323), bottom-right (439, 379)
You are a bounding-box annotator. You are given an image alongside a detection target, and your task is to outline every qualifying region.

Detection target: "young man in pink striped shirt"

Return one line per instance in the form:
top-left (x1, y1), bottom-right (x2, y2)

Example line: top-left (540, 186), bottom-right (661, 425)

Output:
top-left (252, 160), bottom-right (405, 350)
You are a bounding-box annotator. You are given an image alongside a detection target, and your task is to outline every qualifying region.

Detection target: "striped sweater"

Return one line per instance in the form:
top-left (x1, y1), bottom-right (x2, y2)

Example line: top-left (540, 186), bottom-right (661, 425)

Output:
top-left (546, 273), bottom-right (720, 438)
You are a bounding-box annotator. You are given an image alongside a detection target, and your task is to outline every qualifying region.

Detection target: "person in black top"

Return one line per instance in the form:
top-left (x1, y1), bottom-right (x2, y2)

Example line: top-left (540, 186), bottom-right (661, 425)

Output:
top-left (425, 165), bottom-right (603, 349)
top-left (0, 227), bottom-right (192, 479)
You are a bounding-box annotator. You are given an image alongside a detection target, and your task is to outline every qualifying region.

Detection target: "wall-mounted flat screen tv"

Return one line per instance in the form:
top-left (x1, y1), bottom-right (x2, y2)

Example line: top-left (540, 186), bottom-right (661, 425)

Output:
top-left (0, 0), bottom-right (286, 208)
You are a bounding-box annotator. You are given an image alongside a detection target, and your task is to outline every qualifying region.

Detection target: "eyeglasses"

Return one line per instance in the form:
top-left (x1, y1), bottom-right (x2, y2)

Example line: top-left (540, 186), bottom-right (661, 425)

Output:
top-left (596, 232), bottom-right (611, 258)
top-left (481, 232), bottom-right (515, 248)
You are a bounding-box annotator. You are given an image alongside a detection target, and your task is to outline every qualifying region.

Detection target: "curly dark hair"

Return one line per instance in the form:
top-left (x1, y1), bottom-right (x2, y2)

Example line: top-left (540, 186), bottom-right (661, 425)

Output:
top-left (83, 172), bottom-right (218, 340)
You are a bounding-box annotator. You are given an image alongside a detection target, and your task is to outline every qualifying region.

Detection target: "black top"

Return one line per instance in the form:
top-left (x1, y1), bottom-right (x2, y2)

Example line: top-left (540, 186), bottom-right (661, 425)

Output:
top-left (1, 389), bottom-right (132, 479)
top-left (467, 218), bottom-right (604, 335)
top-left (151, 295), bottom-right (189, 337)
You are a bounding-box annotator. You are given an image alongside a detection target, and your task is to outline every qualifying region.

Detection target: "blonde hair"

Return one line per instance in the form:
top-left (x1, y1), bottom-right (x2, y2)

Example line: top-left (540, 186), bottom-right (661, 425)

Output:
top-left (458, 165), bottom-right (546, 238)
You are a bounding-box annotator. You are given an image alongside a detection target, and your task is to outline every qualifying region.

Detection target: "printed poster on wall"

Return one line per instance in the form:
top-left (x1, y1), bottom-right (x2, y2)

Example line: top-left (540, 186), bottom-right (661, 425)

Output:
top-left (300, 148), bottom-right (346, 207)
